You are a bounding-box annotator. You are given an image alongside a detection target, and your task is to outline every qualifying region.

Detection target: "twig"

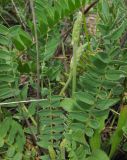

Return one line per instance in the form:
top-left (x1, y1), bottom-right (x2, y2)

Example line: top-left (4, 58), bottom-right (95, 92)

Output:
top-left (110, 109), bottom-right (120, 115)
top-left (0, 99), bottom-right (46, 106)
top-left (83, 0), bottom-right (99, 14)
top-left (24, 117), bottom-right (38, 144)
top-left (11, 0), bottom-right (26, 29)
top-left (20, 104), bottom-right (38, 147)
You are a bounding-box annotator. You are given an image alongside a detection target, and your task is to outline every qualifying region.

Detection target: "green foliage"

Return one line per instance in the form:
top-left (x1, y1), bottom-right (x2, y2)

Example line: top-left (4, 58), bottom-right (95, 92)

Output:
top-left (0, 117), bottom-right (25, 159)
top-left (35, 0), bottom-right (86, 34)
top-left (61, 0), bottom-right (127, 159)
top-left (0, 0), bottom-right (127, 160)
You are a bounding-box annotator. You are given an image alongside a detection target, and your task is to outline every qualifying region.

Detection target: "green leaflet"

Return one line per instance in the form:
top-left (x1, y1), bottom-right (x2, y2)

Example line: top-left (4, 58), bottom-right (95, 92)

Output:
top-left (0, 87), bottom-right (19, 100)
top-left (60, 98), bottom-right (75, 112)
top-left (40, 155), bottom-right (50, 160)
top-left (102, 0), bottom-right (110, 20)
top-left (96, 98), bottom-right (120, 110)
top-left (71, 130), bottom-right (86, 144)
top-left (85, 128), bottom-right (94, 137)
top-left (105, 69), bottom-right (126, 81)
top-left (75, 92), bottom-right (95, 105)
top-left (88, 119), bottom-right (99, 129)
top-left (13, 153), bottom-right (22, 160)
top-left (87, 149), bottom-right (109, 160)
top-left (19, 30), bottom-right (32, 47)
top-left (0, 74), bottom-right (14, 82)
top-left (43, 32), bottom-right (60, 61)
top-left (0, 50), bottom-right (11, 61)
top-left (7, 146), bottom-right (15, 158)
top-left (0, 24), bottom-right (9, 35)
top-left (13, 36), bottom-right (26, 51)
top-left (0, 34), bottom-right (9, 45)
top-left (91, 57), bottom-right (107, 70)
top-left (0, 64), bottom-right (12, 72)
top-left (69, 112), bottom-right (89, 122)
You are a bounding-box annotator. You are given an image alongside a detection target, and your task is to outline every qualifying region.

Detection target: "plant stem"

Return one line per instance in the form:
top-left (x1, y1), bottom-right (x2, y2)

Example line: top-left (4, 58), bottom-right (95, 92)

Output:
top-left (22, 104), bottom-right (37, 127)
top-left (109, 105), bottom-right (127, 158)
top-left (59, 72), bottom-right (72, 96)
top-left (20, 104), bottom-right (38, 149)
top-left (72, 44), bottom-right (78, 97)
top-left (30, 0), bottom-right (40, 133)
top-left (62, 41), bottom-right (68, 72)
